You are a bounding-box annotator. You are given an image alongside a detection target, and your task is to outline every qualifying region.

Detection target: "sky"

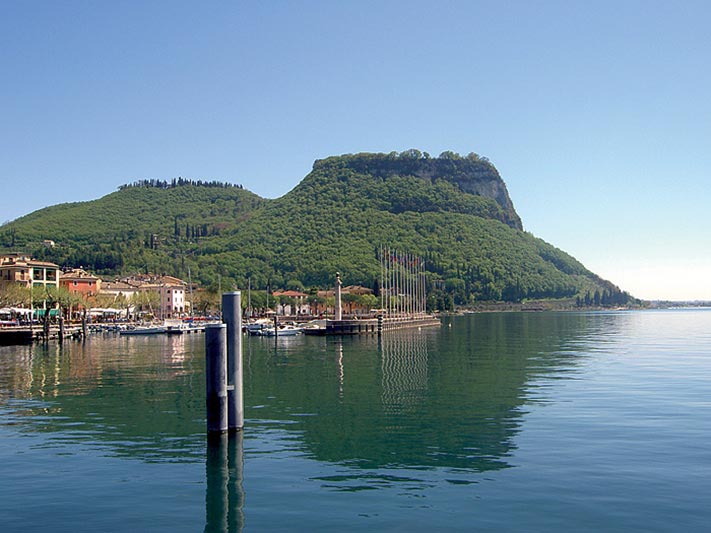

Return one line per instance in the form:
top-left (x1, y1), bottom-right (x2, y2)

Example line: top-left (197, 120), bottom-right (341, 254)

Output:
top-left (1, 1), bottom-right (710, 300)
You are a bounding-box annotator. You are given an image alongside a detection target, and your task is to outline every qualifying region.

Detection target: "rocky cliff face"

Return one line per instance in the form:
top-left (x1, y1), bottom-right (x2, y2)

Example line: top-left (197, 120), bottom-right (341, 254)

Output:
top-left (312, 151), bottom-right (523, 230)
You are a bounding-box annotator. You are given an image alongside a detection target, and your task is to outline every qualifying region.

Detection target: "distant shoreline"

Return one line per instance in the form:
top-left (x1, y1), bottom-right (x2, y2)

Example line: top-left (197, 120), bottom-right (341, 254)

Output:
top-left (455, 300), bottom-right (711, 313)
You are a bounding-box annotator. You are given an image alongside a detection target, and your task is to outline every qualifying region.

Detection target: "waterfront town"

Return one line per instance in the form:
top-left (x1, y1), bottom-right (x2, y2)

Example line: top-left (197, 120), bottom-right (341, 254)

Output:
top-left (0, 249), bottom-right (439, 342)
top-left (0, 251), bottom-right (380, 326)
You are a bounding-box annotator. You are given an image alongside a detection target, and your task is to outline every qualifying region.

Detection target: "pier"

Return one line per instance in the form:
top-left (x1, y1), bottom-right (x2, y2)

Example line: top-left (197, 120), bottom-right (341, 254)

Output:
top-left (308, 315), bottom-right (441, 336)
top-left (305, 254), bottom-right (440, 336)
top-left (0, 325), bottom-right (84, 345)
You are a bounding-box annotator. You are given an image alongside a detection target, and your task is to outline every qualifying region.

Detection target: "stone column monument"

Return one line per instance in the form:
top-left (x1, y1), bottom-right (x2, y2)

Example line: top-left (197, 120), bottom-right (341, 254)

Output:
top-left (335, 272), bottom-right (342, 321)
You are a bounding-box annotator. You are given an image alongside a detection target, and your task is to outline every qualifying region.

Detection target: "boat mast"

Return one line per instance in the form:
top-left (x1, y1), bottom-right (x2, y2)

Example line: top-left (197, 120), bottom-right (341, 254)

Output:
top-left (247, 277), bottom-right (251, 318)
top-left (188, 266), bottom-right (194, 317)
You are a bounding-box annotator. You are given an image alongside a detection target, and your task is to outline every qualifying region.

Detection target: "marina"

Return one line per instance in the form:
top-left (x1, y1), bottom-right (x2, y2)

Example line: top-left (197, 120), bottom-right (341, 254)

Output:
top-left (1, 261), bottom-right (439, 346)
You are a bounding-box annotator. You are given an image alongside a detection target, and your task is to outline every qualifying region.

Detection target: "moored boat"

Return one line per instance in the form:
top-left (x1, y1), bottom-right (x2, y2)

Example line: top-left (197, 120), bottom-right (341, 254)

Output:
top-left (259, 324), bottom-right (303, 337)
top-left (119, 325), bottom-right (166, 336)
top-left (302, 319), bottom-right (327, 335)
top-left (244, 318), bottom-right (273, 335)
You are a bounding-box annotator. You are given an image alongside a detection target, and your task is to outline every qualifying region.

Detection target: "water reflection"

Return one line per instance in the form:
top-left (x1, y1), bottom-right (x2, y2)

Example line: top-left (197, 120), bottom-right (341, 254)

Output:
top-left (0, 335), bottom-right (205, 461)
top-left (249, 312), bottom-right (604, 479)
top-left (0, 313), bottom-right (604, 480)
top-left (379, 329), bottom-right (429, 413)
top-left (205, 432), bottom-right (244, 533)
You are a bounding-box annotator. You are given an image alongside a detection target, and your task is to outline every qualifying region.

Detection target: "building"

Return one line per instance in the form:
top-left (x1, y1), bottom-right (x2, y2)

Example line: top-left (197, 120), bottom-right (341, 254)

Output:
top-left (0, 253), bottom-right (60, 290)
top-left (59, 268), bottom-right (102, 299)
top-left (119, 274), bottom-right (188, 318)
top-left (272, 290), bottom-right (310, 316)
top-left (99, 281), bottom-right (139, 304)
top-left (157, 276), bottom-right (187, 318)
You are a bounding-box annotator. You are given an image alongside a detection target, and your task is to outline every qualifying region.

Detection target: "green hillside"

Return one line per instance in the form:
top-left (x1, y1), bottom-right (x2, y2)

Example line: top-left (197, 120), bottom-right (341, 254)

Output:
top-left (0, 152), bottom-right (632, 309)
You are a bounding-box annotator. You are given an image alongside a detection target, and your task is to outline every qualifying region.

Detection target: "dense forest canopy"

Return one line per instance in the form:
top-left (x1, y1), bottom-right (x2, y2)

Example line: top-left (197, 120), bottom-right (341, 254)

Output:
top-left (0, 151), bottom-right (633, 309)
top-left (118, 177), bottom-right (243, 190)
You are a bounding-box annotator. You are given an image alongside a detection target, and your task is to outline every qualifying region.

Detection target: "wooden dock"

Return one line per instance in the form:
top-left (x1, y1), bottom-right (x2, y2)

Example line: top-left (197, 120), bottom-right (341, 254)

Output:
top-left (0, 327), bottom-right (35, 345)
top-left (0, 325), bottom-right (84, 345)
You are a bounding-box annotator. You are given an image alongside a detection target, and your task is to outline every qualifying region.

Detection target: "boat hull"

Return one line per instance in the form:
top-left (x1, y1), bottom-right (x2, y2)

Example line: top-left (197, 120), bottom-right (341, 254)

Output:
top-left (119, 327), bottom-right (166, 336)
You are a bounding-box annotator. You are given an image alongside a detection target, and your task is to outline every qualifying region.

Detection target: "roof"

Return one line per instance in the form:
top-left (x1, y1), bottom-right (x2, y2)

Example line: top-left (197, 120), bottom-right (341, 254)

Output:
top-left (100, 281), bottom-right (136, 291)
top-left (118, 274), bottom-right (185, 287)
top-left (0, 254), bottom-right (59, 269)
top-left (317, 286), bottom-right (373, 297)
top-left (26, 260), bottom-right (60, 269)
top-left (343, 285), bottom-right (374, 295)
top-left (60, 268), bottom-right (100, 281)
top-left (273, 290), bottom-right (309, 298)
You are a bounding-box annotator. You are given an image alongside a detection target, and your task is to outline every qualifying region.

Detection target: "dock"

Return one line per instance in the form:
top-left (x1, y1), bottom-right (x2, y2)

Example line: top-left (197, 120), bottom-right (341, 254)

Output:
top-left (304, 315), bottom-right (440, 336)
top-left (0, 325), bottom-right (83, 345)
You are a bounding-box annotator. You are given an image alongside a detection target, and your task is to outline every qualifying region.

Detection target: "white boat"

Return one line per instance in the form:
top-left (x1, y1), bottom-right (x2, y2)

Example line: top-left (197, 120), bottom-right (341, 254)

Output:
top-left (259, 324), bottom-right (303, 337)
top-left (119, 325), bottom-right (166, 335)
top-left (163, 319), bottom-right (188, 335)
top-left (302, 319), bottom-right (327, 335)
top-left (245, 318), bottom-right (273, 335)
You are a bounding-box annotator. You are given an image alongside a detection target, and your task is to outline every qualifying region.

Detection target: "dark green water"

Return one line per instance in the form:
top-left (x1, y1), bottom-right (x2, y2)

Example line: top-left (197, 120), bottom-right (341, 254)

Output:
top-left (1, 310), bottom-right (710, 531)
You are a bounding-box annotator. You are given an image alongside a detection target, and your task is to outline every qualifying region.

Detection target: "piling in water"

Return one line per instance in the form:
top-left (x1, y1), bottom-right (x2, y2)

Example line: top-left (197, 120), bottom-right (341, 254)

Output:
top-left (205, 323), bottom-right (228, 434)
top-left (43, 311), bottom-right (50, 341)
top-left (222, 292), bottom-right (244, 431)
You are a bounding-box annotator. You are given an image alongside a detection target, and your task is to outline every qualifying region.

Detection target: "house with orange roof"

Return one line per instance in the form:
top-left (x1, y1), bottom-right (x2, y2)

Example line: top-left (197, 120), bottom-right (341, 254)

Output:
top-left (60, 268), bottom-right (102, 299)
top-left (118, 273), bottom-right (188, 318)
top-left (272, 289), bottom-right (310, 316)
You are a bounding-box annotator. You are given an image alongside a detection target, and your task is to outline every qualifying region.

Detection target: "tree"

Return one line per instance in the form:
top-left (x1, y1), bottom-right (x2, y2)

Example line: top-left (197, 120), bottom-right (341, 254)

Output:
top-left (286, 279), bottom-right (305, 291)
top-left (0, 281), bottom-right (30, 307)
top-left (342, 292), bottom-right (360, 315)
top-left (307, 292), bottom-right (325, 316)
top-left (31, 284), bottom-right (54, 310)
top-left (131, 290), bottom-right (160, 318)
top-left (193, 288), bottom-right (220, 316)
top-left (52, 287), bottom-right (88, 320)
top-left (359, 293), bottom-right (378, 312)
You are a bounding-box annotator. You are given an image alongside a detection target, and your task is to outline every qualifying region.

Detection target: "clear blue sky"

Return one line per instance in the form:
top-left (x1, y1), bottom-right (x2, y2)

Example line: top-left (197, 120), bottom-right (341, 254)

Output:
top-left (2, 1), bottom-right (710, 300)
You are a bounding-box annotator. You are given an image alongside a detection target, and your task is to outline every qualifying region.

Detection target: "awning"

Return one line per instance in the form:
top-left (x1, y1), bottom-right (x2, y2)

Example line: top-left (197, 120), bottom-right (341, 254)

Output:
top-left (0, 308), bottom-right (33, 315)
top-left (33, 309), bottom-right (60, 318)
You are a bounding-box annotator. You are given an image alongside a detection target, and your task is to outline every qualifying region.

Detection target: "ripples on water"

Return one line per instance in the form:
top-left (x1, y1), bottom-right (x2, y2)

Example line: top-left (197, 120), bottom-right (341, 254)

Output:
top-left (1, 310), bottom-right (710, 531)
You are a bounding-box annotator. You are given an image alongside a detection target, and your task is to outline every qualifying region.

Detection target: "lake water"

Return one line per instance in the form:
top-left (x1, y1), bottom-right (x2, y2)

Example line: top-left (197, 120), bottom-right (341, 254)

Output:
top-left (1, 310), bottom-right (710, 532)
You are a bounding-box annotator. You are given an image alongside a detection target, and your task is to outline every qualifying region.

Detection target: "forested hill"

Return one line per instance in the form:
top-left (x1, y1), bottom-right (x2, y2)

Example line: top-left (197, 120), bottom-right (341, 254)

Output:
top-left (304, 150), bottom-right (522, 230)
top-left (0, 151), bottom-right (631, 308)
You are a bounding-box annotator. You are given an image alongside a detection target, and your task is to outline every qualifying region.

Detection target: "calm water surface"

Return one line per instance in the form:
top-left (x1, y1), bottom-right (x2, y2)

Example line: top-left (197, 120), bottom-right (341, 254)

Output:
top-left (1, 310), bottom-right (710, 531)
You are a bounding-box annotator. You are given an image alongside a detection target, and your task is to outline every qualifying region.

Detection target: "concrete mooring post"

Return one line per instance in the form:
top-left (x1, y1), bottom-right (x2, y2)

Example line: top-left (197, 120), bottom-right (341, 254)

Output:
top-left (205, 323), bottom-right (228, 434)
top-left (222, 292), bottom-right (244, 432)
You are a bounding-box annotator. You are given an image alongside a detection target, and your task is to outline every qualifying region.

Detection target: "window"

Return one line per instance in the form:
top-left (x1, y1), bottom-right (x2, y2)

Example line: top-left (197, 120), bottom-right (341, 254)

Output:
top-left (33, 268), bottom-right (43, 280)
